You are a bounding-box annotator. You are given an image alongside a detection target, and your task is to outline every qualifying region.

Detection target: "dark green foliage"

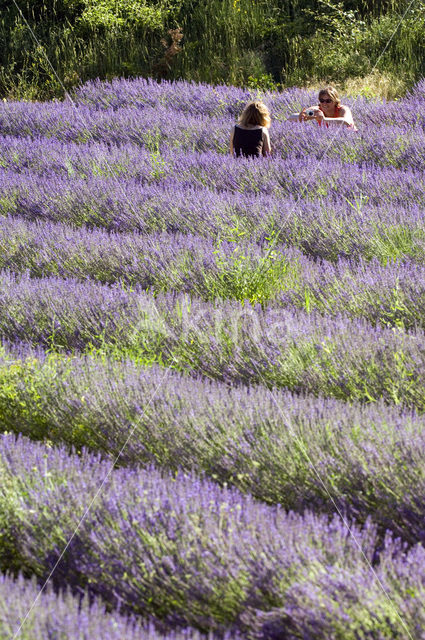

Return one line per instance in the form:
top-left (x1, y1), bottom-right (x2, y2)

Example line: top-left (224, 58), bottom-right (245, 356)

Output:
top-left (1, 0), bottom-right (425, 98)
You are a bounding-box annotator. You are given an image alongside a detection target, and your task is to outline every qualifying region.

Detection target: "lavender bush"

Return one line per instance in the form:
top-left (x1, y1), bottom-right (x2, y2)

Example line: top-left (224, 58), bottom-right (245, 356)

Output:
top-left (2, 136), bottom-right (425, 207)
top-left (1, 85), bottom-right (424, 168)
top-left (2, 75), bottom-right (425, 637)
top-left (1, 433), bottom-right (425, 638)
top-left (2, 217), bottom-right (425, 327)
top-left (0, 346), bottom-right (425, 543)
top-left (0, 573), bottom-right (226, 640)
top-left (3, 171), bottom-right (425, 265)
top-left (0, 275), bottom-right (425, 407)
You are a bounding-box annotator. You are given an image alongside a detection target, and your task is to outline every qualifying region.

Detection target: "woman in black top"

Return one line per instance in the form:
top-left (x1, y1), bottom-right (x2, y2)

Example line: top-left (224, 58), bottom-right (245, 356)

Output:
top-left (230, 101), bottom-right (271, 158)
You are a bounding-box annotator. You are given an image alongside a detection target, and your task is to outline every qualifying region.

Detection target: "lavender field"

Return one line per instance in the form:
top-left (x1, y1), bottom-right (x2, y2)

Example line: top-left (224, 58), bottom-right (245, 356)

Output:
top-left (1, 77), bottom-right (425, 639)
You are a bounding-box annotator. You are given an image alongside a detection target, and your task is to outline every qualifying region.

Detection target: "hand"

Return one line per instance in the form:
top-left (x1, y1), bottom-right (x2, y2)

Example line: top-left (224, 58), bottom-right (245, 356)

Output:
top-left (315, 110), bottom-right (325, 124)
top-left (300, 107), bottom-right (320, 122)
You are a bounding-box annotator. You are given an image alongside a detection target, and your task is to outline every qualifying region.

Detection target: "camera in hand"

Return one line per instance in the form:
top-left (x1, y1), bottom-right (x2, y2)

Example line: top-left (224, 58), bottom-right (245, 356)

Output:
top-left (306, 109), bottom-right (316, 117)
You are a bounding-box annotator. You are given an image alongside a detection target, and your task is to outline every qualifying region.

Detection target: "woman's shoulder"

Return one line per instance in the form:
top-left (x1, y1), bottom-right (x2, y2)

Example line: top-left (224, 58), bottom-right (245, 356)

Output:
top-left (236, 124), bottom-right (263, 130)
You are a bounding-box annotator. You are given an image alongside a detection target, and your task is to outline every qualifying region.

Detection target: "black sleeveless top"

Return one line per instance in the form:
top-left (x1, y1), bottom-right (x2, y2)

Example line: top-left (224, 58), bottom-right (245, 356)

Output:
top-left (233, 125), bottom-right (264, 158)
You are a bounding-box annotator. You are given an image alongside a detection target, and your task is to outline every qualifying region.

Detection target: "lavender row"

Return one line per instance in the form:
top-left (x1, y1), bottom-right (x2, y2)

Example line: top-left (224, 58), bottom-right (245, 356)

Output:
top-left (3, 135), bottom-right (425, 206)
top-left (0, 102), bottom-right (230, 153)
top-left (1, 169), bottom-right (424, 265)
top-left (2, 344), bottom-right (425, 544)
top-left (1, 99), bottom-right (425, 170)
top-left (0, 573), bottom-right (224, 640)
top-left (3, 216), bottom-right (425, 328)
top-left (71, 78), bottom-right (320, 118)
top-left (3, 73), bottom-right (425, 178)
top-left (275, 255), bottom-right (425, 329)
top-left (0, 216), bottom-right (294, 299)
top-left (4, 78), bottom-right (424, 135)
top-left (71, 75), bottom-right (425, 129)
top-left (2, 274), bottom-right (425, 407)
top-left (1, 432), bottom-right (425, 638)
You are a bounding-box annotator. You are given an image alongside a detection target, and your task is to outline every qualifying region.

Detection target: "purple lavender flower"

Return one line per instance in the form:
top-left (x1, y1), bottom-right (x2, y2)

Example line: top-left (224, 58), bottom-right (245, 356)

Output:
top-left (2, 74), bottom-right (425, 639)
top-left (1, 433), bottom-right (425, 637)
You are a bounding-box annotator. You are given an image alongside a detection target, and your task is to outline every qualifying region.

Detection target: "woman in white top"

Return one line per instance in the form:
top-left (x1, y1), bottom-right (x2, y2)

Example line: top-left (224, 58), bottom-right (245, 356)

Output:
top-left (288, 86), bottom-right (357, 130)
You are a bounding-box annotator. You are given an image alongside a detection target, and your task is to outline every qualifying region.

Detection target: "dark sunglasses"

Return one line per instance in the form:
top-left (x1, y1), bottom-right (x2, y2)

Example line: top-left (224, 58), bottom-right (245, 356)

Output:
top-left (319, 98), bottom-right (333, 104)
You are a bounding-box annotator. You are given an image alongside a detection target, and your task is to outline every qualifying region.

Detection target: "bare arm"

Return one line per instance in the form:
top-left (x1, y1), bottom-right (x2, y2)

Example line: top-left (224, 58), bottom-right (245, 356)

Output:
top-left (288, 106), bottom-right (320, 122)
top-left (323, 106), bottom-right (355, 127)
top-left (262, 128), bottom-right (271, 156)
top-left (230, 126), bottom-right (235, 155)
top-left (321, 118), bottom-right (346, 127)
top-left (339, 105), bottom-right (355, 127)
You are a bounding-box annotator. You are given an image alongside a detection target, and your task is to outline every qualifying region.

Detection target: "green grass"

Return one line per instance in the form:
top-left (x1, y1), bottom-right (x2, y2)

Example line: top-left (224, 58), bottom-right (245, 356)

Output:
top-left (2, 0), bottom-right (425, 100)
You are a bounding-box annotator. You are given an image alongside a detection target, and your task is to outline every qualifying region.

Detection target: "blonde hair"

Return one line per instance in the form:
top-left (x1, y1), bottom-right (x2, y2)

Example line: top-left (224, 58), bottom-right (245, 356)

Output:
top-left (238, 101), bottom-right (271, 128)
top-left (318, 86), bottom-right (341, 108)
